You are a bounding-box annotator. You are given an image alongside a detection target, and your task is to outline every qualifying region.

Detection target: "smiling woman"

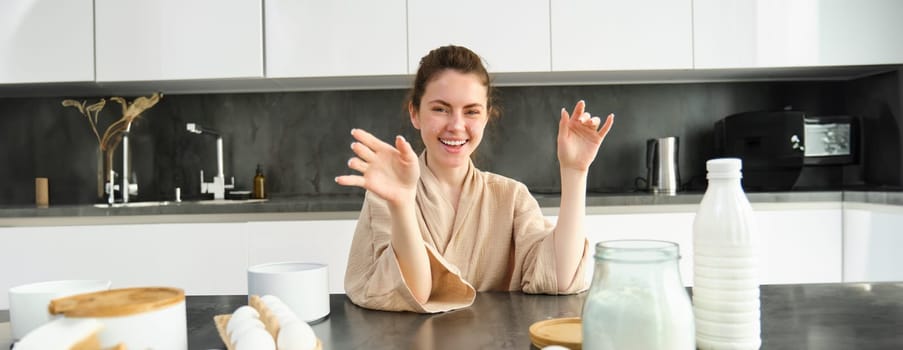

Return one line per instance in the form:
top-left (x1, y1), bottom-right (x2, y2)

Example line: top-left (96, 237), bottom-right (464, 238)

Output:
top-left (335, 45), bottom-right (615, 313)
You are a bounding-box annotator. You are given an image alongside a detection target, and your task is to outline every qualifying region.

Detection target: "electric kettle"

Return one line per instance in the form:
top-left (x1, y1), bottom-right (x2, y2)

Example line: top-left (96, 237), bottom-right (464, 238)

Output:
top-left (646, 137), bottom-right (680, 195)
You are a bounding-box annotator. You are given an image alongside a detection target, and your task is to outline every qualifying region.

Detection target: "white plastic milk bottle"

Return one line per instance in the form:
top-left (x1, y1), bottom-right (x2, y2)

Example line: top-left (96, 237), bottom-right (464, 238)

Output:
top-left (693, 158), bottom-right (761, 350)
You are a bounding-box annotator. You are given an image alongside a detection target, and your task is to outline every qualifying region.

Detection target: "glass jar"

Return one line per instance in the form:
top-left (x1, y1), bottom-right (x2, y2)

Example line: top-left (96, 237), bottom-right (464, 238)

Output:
top-left (582, 240), bottom-right (695, 350)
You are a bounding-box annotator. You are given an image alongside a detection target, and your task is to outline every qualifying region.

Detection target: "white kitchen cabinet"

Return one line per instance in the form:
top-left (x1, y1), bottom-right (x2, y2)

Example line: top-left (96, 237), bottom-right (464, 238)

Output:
top-left (0, 223), bottom-right (249, 309)
top-left (0, 0), bottom-right (94, 84)
top-left (579, 212), bottom-right (697, 286)
top-left (407, 0), bottom-right (550, 73)
top-left (246, 220), bottom-right (357, 294)
top-left (842, 203), bottom-right (903, 282)
top-left (576, 204), bottom-right (842, 288)
top-left (694, 0), bottom-right (903, 69)
top-left (754, 206), bottom-right (843, 284)
top-left (550, 0), bottom-right (693, 71)
top-left (94, 0), bottom-right (263, 82)
top-left (265, 0), bottom-right (407, 78)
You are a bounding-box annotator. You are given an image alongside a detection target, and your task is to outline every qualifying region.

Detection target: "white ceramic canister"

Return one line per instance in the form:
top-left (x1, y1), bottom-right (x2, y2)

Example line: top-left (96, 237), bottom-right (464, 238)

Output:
top-left (48, 287), bottom-right (187, 350)
top-left (248, 262), bottom-right (330, 323)
top-left (7, 280), bottom-right (112, 340)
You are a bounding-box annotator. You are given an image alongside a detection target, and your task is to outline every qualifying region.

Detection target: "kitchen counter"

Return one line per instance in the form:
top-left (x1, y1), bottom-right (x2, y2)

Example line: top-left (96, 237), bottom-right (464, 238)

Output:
top-left (3, 190), bottom-right (902, 226)
top-left (0, 191), bottom-right (850, 222)
top-left (3, 282), bottom-right (901, 349)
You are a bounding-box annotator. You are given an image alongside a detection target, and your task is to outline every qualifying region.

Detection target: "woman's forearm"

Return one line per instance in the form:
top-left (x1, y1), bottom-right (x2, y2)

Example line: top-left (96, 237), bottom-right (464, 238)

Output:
top-left (554, 167), bottom-right (589, 291)
top-left (388, 200), bottom-right (432, 304)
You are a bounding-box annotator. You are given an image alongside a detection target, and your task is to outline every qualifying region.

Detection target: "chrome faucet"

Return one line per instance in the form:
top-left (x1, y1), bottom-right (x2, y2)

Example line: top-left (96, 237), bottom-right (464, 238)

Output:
top-left (106, 122), bottom-right (139, 204)
top-left (186, 123), bottom-right (234, 199)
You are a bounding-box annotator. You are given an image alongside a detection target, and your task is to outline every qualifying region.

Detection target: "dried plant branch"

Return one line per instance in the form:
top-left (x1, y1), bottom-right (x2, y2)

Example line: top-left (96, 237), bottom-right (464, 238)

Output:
top-left (86, 99), bottom-right (106, 125)
top-left (101, 92), bottom-right (163, 152)
top-left (62, 92), bottom-right (163, 152)
top-left (62, 99), bottom-right (103, 145)
top-left (110, 97), bottom-right (128, 118)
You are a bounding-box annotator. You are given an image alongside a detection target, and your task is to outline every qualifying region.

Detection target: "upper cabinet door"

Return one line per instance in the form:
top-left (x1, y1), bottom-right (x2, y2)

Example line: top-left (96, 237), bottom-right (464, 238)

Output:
top-left (407, 0), bottom-right (550, 74)
top-left (0, 0), bottom-right (94, 84)
top-left (694, 0), bottom-right (903, 69)
top-left (95, 0), bottom-right (263, 82)
top-left (266, 0), bottom-right (407, 78)
top-left (551, 0), bottom-right (693, 71)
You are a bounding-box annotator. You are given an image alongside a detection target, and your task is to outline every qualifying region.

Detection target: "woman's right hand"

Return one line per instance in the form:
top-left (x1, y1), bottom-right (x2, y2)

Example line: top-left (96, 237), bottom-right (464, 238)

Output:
top-left (335, 128), bottom-right (420, 207)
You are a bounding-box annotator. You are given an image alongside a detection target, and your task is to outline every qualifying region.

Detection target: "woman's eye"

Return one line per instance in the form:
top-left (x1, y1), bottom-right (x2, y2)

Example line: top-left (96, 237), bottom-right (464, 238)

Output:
top-left (466, 110), bottom-right (481, 117)
top-left (432, 107), bottom-right (447, 113)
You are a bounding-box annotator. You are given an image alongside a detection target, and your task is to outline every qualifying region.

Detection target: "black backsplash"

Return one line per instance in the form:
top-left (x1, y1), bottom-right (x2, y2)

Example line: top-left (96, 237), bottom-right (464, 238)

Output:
top-left (1, 70), bottom-right (900, 206)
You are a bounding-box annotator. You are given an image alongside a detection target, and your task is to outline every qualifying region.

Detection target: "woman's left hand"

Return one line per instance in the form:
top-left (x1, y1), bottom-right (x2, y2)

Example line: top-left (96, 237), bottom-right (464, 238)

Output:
top-left (557, 100), bottom-right (614, 172)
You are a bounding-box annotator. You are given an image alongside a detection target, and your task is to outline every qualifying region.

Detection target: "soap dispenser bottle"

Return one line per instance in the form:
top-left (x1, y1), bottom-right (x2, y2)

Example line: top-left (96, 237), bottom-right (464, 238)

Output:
top-left (252, 165), bottom-right (266, 199)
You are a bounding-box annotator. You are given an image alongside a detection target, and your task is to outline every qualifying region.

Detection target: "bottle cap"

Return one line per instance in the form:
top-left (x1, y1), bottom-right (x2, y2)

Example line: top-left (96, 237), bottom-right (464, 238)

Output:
top-left (706, 158), bottom-right (742, 178)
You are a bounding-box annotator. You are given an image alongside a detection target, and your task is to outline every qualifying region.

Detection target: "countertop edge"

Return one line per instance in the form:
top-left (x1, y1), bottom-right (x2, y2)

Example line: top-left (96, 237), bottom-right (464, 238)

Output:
top-left (4, 190), bottom-right (903, 226)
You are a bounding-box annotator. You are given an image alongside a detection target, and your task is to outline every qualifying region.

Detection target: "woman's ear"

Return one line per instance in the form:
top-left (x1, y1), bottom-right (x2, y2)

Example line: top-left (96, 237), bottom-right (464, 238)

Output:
top-left (409, 102), bottom-right (421, 130)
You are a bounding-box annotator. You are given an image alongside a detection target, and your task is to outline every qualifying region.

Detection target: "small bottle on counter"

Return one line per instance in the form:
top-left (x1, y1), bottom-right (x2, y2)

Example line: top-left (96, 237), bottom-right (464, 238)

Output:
top-left (252, 164), bottom-right (266, 199)
top-left (693, 158), bottom-right (761, 350)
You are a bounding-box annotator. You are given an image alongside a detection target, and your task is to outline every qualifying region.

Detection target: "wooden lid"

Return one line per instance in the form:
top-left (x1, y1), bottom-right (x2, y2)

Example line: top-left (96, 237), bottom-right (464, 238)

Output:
top-left (529, 317), bottom-right (582, 350)
top-left (49, 287), bottom-right (184, 317)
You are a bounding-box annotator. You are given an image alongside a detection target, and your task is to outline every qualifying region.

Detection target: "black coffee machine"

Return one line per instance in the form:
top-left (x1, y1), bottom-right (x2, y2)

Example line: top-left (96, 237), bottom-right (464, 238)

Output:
top-left (714, 111), bottom-right (858, 191)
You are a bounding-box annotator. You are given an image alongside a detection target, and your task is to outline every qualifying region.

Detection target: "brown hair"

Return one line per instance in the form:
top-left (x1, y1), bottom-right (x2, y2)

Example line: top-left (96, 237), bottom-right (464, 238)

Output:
top-left (406, 45), bottom-right (499, 119)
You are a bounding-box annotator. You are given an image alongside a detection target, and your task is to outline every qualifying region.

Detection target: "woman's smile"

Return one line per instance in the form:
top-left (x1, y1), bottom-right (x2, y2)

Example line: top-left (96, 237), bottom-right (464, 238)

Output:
top-left (439, 137), bottom-right (468, 153)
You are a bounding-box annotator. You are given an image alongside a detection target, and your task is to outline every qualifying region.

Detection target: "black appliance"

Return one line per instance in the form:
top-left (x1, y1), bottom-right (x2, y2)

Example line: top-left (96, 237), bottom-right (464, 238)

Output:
top-left (714, 111), bottom-right (859, 190)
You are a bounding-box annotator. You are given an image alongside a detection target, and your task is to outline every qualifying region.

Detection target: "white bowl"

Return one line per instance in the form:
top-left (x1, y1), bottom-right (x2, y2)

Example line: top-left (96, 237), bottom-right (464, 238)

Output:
top-left (248, 262), bottom-right (329, 323)
top-left (8, 280), bottom-right (111, 340)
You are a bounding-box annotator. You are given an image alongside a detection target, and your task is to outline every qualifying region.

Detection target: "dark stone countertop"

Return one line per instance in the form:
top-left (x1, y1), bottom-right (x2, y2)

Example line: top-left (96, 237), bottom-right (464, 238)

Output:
top-left (1, 190), bottom-right (902, 224)
top-left (0, 191), bottom-right (847, 219)
top-left (4, 282), bottom-right (899, 349)
top-left (185, 283), bottom-right (903, 349)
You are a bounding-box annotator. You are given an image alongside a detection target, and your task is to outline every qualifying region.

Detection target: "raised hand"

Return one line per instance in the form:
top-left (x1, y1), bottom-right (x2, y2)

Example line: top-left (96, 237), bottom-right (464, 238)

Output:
top-left (335, 128), bottom-right (420, 207)
top-left (557, 100), bottom-right (614, 172)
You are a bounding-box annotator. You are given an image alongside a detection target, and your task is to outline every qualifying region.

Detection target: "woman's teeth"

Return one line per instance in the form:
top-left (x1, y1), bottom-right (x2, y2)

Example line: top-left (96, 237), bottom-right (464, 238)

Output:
top-left (440, 139), bottom-right (467, 146)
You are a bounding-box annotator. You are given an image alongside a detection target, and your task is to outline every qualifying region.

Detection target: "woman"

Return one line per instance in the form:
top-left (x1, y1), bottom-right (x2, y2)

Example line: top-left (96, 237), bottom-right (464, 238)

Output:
top-left (335, 45), bottom-right (614, 313)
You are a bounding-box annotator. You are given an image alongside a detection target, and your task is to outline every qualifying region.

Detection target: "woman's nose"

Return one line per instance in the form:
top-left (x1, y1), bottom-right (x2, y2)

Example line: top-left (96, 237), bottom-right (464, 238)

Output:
top-left (447, 112), bottom-right (465, 130)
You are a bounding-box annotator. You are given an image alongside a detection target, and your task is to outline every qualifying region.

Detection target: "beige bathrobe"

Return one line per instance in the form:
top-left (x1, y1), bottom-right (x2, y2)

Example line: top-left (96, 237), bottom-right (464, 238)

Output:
top-left (345, 153), bottom-right (589, 313)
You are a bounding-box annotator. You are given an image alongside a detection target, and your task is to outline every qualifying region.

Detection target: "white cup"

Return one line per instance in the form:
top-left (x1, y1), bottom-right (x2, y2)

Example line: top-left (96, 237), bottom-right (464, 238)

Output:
top-left (248, 262), bottom-right (329, 323)
top-left (8, 280), bottom-right (112, 340)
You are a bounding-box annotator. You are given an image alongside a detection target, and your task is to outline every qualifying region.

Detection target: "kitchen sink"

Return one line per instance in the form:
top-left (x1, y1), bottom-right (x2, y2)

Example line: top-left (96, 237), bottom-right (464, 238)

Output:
top-left (93, 201), bottom-right (173, 208)
top-left (193, 199), bottom-right (268, 205)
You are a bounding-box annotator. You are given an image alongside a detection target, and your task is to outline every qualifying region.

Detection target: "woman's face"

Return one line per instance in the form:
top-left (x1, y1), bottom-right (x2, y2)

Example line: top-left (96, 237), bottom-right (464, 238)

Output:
top-left (410, 69), bottom-right (489, 171)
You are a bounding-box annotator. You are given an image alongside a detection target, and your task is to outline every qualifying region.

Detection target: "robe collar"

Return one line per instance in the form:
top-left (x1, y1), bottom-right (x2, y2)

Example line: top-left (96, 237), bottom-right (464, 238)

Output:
top-left (417, 151), bottom-right (483, 254)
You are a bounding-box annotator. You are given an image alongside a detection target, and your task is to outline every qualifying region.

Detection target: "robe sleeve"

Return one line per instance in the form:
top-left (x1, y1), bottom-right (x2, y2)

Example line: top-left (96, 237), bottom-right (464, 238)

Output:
top-left (513, 184), bottom-right (590, 295)
top-left (344, 192), bottom-right (476, 313)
